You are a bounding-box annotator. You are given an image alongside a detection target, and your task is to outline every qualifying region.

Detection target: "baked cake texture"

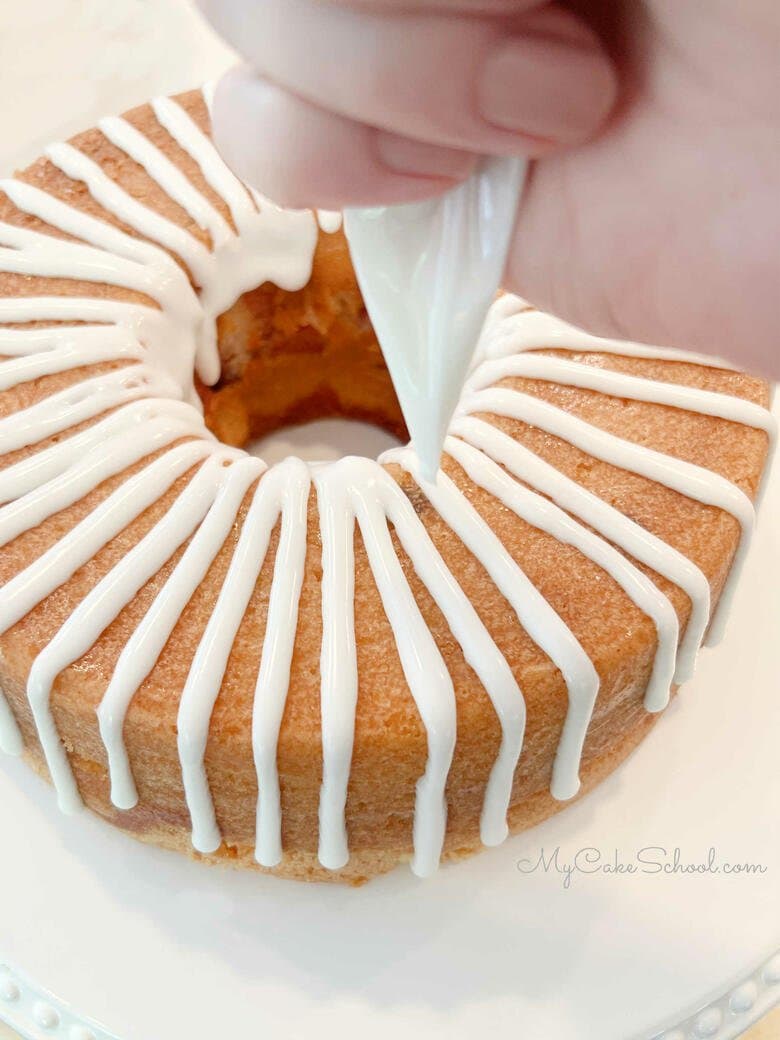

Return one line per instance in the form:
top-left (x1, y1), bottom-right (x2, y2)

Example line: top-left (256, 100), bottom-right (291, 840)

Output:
top-left (0, 88), bottom-right (773, 883)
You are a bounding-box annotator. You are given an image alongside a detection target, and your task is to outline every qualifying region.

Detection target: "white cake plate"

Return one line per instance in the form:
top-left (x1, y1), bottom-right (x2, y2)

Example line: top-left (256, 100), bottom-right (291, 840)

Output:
top-left (0, 407), bottom-right (778, 1040)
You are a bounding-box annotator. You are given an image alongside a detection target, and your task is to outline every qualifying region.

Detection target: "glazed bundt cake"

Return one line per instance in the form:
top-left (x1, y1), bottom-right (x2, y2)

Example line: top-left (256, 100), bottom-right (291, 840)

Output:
top-left (0, 88), bottom-right (773, 883)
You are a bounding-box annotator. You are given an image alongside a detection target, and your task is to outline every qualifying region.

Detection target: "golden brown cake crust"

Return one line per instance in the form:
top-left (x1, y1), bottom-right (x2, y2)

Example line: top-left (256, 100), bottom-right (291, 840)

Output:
top-left (0, 91), bottom-right (771, 882)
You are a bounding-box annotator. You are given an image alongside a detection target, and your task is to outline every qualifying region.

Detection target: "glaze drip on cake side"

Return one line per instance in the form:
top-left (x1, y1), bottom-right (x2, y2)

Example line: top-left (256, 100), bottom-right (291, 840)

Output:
top-left (0, 88), bottom-right (774, 877)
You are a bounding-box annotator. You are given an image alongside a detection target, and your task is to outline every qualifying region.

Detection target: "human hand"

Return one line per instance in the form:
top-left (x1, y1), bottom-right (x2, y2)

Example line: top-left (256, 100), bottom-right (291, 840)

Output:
top-left (197, 0), bottom-right (780, 375)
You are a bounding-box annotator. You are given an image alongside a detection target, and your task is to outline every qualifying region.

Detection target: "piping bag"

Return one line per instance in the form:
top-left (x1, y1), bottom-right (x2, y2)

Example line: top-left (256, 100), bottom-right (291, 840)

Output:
top-left (343, 155), bottom-right (527, 482)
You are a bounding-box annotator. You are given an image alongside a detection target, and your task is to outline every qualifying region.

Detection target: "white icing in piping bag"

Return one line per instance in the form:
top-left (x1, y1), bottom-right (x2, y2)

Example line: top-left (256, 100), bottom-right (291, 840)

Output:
top-left (344, 156), bottom-right (527, 481)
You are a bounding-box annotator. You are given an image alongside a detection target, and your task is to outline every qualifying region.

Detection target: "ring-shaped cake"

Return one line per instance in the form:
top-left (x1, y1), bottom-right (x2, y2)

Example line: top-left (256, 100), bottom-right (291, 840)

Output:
top-left (0, 88), bottom-right (773, 882)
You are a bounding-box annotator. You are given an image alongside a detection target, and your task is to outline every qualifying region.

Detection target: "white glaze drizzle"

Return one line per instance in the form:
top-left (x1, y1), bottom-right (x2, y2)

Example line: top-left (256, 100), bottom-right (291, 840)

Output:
top-left (457, 385), bottom-right (758, 645)
top-left (448, 414), bottom-right (710, 684)
top-left (315, 456), bottom-right (528, 873)
top-left (177, 456), bottom-right (310, 857)
top-left (96, 107), bottom-right (320, 342)
top-left (382, 448), bottom-right (594, 803)
top-left (0, 325), bottom-right (144, 391)
top-left (0, 87), bottom-right (773, 876)
top-left (24, 442), bottom-right (222, 813)
top-left (396, 437), bottom-right (679, 714)
top-left (98, 115), bottom-right (235, 248)
top-left (475, 294), bottom-right (741, 372)
top-left (98, 454), bottom-right (265, 811)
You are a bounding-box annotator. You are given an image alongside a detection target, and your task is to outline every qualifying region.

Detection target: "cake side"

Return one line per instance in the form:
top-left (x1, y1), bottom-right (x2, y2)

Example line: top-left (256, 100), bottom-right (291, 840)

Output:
top-left (0, 89), bottom-right (772, 882)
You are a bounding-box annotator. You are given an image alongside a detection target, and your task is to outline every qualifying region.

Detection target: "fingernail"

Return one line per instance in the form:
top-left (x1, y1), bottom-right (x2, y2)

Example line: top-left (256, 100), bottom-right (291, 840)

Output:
top-left (374, 132), bottom-right (477, 181)
top-left (479, 34), bottom-right (616, 143)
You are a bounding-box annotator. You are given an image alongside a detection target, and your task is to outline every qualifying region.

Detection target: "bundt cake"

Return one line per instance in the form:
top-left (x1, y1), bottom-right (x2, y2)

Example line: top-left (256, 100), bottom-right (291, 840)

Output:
top-left (0, 87), bottom-right (773, 883)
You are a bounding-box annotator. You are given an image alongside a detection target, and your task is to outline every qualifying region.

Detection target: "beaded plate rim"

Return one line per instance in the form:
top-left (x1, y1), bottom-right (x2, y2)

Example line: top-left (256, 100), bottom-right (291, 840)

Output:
top-left (643, 948), bottom-right (780, 1040)
top-left (1, 947), bottom-right (779, 1040)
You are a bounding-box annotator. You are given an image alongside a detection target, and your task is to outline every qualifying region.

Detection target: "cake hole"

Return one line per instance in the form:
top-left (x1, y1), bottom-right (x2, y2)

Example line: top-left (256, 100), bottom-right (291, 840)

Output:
top-left (249, 417), bottom-right (402, 466)
top-left (198, 230), bottom-right (408, 462)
